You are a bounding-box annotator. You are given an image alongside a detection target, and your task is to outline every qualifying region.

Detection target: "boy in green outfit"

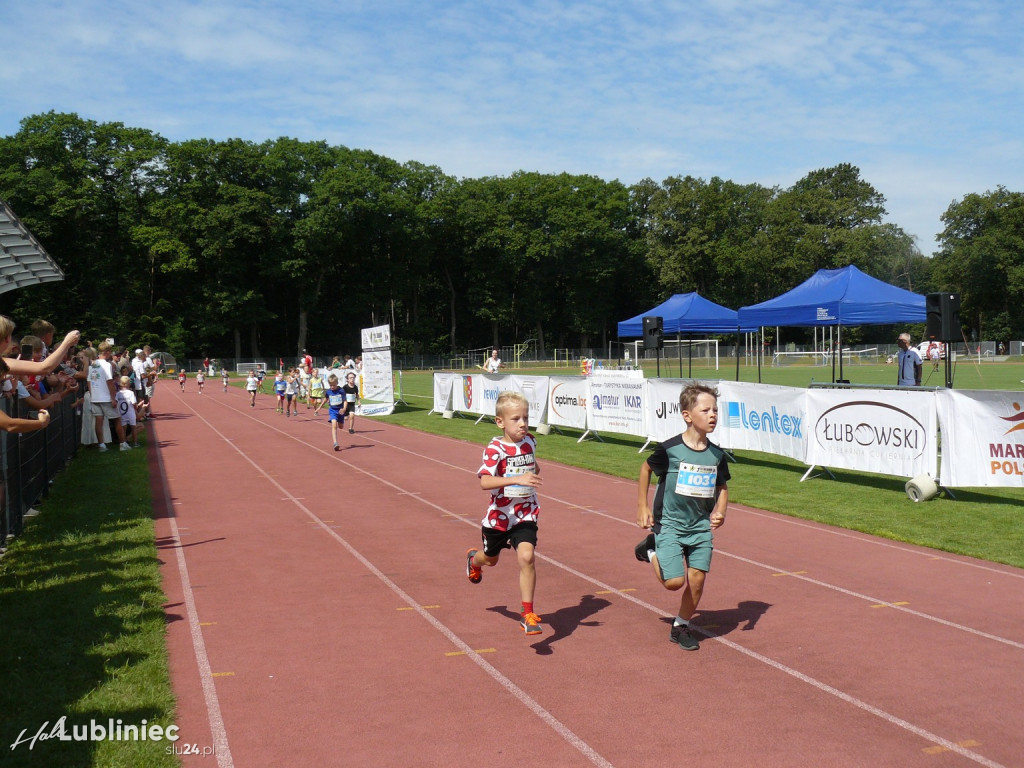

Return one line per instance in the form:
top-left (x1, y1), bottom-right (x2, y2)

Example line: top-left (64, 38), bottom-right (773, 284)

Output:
top-left (635, 383), bottom-right (729, 651)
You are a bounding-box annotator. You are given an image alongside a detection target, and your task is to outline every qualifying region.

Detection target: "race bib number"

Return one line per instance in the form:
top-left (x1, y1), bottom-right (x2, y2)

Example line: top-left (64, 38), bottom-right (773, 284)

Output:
top-left (346, 393), bottom-right (357, 402)
top-left (674, 462), bottom-right (717, 499)
top-left (503, 455), bottom-right (536, 498)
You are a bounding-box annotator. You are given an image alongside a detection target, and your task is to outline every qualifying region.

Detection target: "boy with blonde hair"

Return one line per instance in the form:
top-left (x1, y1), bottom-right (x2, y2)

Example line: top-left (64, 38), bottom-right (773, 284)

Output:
top-left (635, 383), bottom-right (729, 651)
top-left (466, 391), bottom-right (545, 635)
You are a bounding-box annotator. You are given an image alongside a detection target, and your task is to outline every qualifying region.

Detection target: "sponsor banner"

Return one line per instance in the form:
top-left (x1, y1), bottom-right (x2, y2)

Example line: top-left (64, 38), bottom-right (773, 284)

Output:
top-left (936, 389), bottom-right (1024, 488)
top-left (547, 376), bottom-right (588, 430)
top-left (359, 324), bottom-right (394, 416)
top-left (645, 378), bottom-right (693, 443)
top-left (452, 373), bottom-right (481, 415)
top-left (359, 348), bottom-right (394, 416)
top-left (510, 374), bottom-right (550, 425)
top-left (590, 368), bottom-right (645, 379)
top-left (432, 372), bottom-right (455, 412)
top-left (360, 324), bottom-right (391, 350)
top-left (451, 374), bottom-right (517, 416)
top-left (717, 381), bottom-right (807, 462)
top-left (805, 389), bottom-right (936, 478)
top-left (586, 376), bottom-right (645, 437)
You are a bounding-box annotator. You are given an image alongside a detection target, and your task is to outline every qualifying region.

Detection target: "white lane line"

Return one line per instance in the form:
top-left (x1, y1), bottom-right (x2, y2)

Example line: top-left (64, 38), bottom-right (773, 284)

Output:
top-left (195, 396), bottom-right (1010, 767)
top-left (176, 396), bottom-right (613, 768)
top-left (150, 421), bottom-right (235, 768)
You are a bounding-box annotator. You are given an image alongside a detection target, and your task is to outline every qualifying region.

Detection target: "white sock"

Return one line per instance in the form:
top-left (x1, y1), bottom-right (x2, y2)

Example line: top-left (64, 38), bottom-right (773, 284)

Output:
top-left (647, 549), bottom-right (656, 561)
top-left (673, 616), bottom-right (688, 627)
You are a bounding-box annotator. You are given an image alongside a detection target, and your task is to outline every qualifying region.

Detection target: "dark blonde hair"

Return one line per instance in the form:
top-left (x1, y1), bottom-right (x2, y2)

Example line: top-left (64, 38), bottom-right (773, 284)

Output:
top-left (679, 383), bottom-right (719, 412)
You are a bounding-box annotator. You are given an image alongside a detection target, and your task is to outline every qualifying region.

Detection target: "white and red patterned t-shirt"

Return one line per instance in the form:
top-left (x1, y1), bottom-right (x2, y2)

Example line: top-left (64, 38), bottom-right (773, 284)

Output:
top-left (478, 434), bottom-right (540, 531)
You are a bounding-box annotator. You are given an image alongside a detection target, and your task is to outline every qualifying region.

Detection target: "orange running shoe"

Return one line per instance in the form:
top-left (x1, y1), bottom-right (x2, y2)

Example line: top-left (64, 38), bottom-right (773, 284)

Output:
top-left (466, 549), bottom-right (482, 584)
top-left (520, 612), bottom-right (543, 635)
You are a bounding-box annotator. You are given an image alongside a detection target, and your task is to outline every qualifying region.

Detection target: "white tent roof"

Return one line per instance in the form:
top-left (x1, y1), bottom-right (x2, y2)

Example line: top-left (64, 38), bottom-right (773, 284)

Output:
top-left (0, 199), bottom-right (64, 295)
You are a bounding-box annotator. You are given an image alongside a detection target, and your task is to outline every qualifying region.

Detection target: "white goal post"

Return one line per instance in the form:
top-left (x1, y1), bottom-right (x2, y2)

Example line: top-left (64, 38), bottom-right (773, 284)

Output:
top-left (633, 339), bottom-right (720, 370)
top-left (236, 361), bottom-right (269, 374)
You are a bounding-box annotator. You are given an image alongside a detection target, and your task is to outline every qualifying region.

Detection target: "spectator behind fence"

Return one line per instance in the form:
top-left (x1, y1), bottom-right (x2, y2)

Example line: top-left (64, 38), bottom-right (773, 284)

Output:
top-left (87, 341), bottom-right (131, 452)
top-left (0, 359), bottom-right (52, 434)
top-left (78, 347), bottom-right (110, 446)
top-left (30, 319), bottom-right (55, 358)
top-left (0, 316), bottom-right (80, 378)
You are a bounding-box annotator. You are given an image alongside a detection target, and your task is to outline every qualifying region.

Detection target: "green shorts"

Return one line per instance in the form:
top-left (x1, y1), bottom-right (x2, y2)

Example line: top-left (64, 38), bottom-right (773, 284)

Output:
top-left (653, 525), bottom-right (713, 579)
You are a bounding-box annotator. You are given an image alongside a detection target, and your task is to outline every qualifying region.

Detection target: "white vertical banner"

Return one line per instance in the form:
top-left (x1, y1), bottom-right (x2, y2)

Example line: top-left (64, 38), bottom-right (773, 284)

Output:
top-left (431, 372), bottom-right (455, 413)
top-left (805, 389), bottom-right (937, 478)
top-left (452, 373), bottom-right (483, 415)
top-left (547, 376), bottom-right (588, 430)
top-left (359, 324), bottom-right (395, 416)
top-left (479, 374), bottom-right (518, 417)
top-left (644, 379), bottom-right (691, 444)
top-left (510, 374), bottom-right (550, 425)
top-left (586, 376), bottom-right (645, 437)
top-left (717, 381), bottom-right (808, 462)
top-left (936, 389), bottom-right (1024, 488)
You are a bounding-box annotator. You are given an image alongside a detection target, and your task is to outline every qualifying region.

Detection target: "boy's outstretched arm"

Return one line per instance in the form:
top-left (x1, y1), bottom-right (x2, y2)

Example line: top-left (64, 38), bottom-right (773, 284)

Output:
top-left (710, 483), bottom-right (728, 529)
top-left (637, 461), bottom-right (654, 528)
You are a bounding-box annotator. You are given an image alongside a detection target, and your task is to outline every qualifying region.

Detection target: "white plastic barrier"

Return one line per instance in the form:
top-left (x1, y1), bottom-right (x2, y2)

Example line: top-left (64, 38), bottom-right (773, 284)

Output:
top-left (937, 389), bottom-right (1024, 488)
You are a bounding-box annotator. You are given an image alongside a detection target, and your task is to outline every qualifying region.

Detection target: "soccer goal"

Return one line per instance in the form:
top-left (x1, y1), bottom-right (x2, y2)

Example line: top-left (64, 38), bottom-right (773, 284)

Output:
top-left (553, 349), bottom-right (572, 368)
top-left (772, 350), bottom-right (831, 367)
top-left (236, 361), bottom-right (268, 374)
top-left (639, 339), bottom-right (720, 370)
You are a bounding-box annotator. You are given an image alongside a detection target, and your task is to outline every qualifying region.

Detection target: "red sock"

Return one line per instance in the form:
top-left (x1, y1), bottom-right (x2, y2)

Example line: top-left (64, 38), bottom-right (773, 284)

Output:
top-left (522, 602), bottom-right (533, 615)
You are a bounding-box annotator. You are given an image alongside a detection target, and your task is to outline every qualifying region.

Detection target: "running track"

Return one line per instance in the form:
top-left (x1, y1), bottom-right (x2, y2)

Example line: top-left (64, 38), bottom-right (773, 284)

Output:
top-left (150, 383), bottom-right (1024, 767)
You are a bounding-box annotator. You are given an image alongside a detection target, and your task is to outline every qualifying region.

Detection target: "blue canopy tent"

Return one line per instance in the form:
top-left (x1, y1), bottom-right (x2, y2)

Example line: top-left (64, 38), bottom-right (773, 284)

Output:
top-left (737, 265), bottom-right (926, 381)
top-left (618, 292), bottom-right (755, 378)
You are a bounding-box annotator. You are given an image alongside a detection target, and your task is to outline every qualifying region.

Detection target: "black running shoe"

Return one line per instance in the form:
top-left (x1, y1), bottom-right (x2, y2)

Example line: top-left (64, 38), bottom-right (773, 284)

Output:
top-left (634, 533), bottom-right (655, 562)
top-left (670, 624), bottom-right (699, 651)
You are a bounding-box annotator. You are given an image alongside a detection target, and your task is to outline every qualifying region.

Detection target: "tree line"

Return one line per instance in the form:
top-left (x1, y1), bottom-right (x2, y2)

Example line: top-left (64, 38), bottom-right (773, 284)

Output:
top-left (0, 111), bottom-right (1019, 360)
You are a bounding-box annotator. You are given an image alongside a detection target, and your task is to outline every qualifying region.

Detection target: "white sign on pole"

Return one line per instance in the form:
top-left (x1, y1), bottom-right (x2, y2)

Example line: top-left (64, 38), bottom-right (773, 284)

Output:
top-left (936, 389), bottom-right (1024, 487)
top-left (431, 372), bottom-right (455, 413)
top-left (359, 324), bottom-right (394, 416)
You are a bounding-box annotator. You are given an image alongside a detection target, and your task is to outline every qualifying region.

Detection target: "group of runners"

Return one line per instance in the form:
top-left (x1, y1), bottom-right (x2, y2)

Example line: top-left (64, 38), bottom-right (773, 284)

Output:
top-left (174, 358), bottom-right (362, 452)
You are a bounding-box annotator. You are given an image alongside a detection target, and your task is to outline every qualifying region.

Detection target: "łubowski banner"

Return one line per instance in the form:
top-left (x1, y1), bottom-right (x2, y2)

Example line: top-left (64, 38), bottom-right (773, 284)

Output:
top-left (936, 389), bottom-right (1024, 488)
top-left (805, 389), bottom-right (936, 478)
top-left (359, 324), bottom-right (395, 416)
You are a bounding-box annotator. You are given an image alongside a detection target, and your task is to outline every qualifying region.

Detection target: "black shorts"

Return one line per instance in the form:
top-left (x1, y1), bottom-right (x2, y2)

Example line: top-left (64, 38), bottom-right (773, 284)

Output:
top-left (134, 388), bottom-right (147, 404)
top-left (479, 522), bottom-right (538, 557)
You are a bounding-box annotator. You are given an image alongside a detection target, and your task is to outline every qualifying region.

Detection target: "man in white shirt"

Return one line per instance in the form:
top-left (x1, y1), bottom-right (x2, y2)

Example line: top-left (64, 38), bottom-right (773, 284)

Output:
top-left (89, 341), bottom-right (131, 451)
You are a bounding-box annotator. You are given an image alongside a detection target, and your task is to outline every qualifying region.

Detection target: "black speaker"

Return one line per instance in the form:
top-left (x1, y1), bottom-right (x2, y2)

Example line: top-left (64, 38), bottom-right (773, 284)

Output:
top-left (642, 316), bottom-right (664, 350)
top-left (925, 293), bottom-right (960, 342)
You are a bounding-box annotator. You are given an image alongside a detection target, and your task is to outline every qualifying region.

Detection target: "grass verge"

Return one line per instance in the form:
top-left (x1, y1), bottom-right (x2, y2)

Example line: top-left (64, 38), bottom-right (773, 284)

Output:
top-left (0, 435), bottom-right (177, 768)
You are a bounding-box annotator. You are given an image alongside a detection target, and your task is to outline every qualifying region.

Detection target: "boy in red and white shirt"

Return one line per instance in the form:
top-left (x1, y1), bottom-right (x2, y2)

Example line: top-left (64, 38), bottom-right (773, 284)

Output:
top-left (465, 391), bottom-right (544, 635)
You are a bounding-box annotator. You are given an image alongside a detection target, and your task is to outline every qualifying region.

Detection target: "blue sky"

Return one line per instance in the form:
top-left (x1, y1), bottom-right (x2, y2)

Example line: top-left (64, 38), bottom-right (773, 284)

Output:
top-left (3, 0), bottom-right (1023, 252)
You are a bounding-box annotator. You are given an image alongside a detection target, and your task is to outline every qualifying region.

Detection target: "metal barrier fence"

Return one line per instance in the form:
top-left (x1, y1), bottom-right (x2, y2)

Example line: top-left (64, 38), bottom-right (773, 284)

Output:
top-left (0, 394), bottom-right (81, 547)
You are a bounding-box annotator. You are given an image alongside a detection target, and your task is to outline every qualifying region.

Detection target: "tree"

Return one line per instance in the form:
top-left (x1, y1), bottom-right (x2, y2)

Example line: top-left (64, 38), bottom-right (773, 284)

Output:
top-left (933, 187), bottom-right (1024, 341)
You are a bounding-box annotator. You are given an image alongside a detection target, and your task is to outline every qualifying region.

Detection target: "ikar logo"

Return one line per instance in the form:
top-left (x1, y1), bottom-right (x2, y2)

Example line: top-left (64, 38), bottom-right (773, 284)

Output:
top-left (814, 401), bottom-right (927, 459)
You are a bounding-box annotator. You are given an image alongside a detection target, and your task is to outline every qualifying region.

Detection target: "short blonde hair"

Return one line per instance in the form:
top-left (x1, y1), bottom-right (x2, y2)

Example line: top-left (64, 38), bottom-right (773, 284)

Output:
top-left (119, 376), bottom-right (132, 387)
top-left (20, 335), bottom-right (43, 352)
top-left (495, 390), bottom-right (529, 417)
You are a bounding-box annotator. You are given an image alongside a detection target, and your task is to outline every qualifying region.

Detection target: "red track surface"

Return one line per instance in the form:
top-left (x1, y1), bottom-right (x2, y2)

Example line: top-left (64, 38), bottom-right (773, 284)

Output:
top-left (150, 384), bottom-right (1024, 767)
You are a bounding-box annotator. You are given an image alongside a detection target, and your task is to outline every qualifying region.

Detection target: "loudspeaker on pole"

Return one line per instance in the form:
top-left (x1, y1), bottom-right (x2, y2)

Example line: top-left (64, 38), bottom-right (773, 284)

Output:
top-left (642, 316), bottom-right (664, 350)
top-left (925, 293), bottom-right (960, 342)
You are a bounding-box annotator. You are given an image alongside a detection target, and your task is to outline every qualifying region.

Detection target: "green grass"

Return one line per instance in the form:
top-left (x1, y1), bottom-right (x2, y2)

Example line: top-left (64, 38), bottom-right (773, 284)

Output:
top-left (387, 366), bottom-right (1024, 569)
top-left (0, 436), bottom-right (177, 768)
